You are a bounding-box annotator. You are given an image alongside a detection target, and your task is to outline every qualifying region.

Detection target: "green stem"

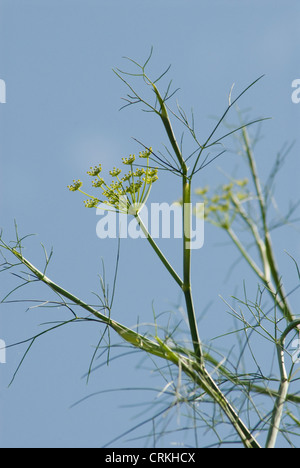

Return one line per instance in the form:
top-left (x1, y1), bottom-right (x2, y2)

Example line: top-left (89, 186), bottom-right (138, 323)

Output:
top-left (265, 320), bottom-right (300, 448)
top-left (134, 214), bottom-right (183, 288)
top-left (227, 227), bottom-right (266, 282)
top-left (227, 226), bottom-right (293, 320)
top-left (182, 175), bottom-right (204, 366)
top-left (8, 247), bottom-right (168, 360)
top-left (198, 366), bottom-right (261, 448)
top-left (151, 81), bottom-right (203, 365)
top-left (265, 344), bottom-right (289, 448)
top-left (203, 349), bottom-right (300, 404)
top-left (135, 183), bottom-right (203, 366)
top-left (5, 244), bottom-right (259, 447)
top-left (242, 127), bottom-right (294, 322)
top-left (157, 338), bottom-right (261, 448)
top-left (112, 72), bottom-right (261, 447)
top-left (231, 195), bottom-right (271, 282)
top-left (151, 82), bottom-right (186, 172)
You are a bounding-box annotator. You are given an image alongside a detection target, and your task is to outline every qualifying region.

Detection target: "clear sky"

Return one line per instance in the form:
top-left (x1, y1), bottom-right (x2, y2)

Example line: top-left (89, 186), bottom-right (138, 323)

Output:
top-left (0, 0), bottom-right (300, 448)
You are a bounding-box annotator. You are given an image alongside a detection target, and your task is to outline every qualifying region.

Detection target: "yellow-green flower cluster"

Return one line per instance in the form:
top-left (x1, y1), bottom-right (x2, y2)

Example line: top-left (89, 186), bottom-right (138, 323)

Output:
top-left (195, 178), bottom-right (249, 229)
top-left (68, 147), bottom-right (158, 215)
top-left (67, 180), bottom-right (83, 192)
top-left (87, 164), bottom-right (102, 176)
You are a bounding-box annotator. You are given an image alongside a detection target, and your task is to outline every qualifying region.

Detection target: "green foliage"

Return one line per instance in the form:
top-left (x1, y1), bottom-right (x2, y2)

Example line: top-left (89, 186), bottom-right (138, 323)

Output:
top-left (1, 50), bottom-right (300, 448)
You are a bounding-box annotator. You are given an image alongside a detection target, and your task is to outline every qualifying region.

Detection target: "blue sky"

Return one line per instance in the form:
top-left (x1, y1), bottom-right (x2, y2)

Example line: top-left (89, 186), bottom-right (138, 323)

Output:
top-left (0, 0), bottom-right (300, 448)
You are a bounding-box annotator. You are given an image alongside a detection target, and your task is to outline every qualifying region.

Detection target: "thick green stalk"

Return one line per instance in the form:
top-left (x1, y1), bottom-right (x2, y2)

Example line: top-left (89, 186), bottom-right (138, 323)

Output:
top-left (151, 81), bottom-right (203, 364)
top-left (148, 88), bottom-right (260, 445)
top-left (182, 174), bottom-right (204, 366)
